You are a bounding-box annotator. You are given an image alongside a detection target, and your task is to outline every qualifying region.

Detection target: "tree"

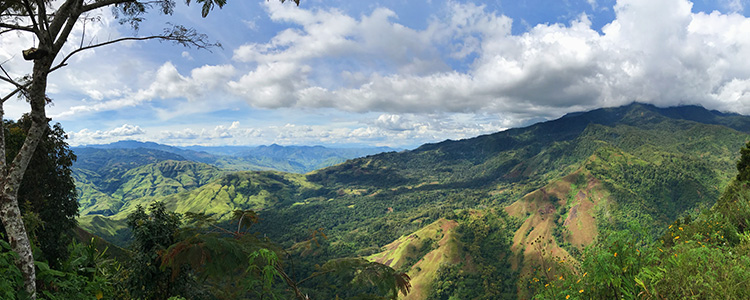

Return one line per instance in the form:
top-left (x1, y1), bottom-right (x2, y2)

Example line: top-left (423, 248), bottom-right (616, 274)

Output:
top-left (160, 209), bottom-right (411, 299)
top-left (737, 141), bottom-right (750, 182)
top-left (2, 116), bottom-right (78, 267)
top-left (0, 0), bottom-right (299, 298)
top-left (127, 201), bottom-right (208, 300)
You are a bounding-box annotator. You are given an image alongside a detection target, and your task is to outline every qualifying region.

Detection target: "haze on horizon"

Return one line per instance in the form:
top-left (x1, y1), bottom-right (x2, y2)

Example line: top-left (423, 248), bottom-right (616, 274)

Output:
top-left (2, 0), bottom-right (750, 148)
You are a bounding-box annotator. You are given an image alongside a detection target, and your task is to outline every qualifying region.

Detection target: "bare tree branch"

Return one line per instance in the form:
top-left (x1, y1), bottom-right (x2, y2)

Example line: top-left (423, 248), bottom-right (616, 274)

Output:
top-left (0, 75), bottom-right (22, 88)
top-left (20, 0), bottom-right (41, 34)
top-left (0, 22), bottom-right (35, 32)
top-left (0, 65), bottom-right (24, 90)
top-left (51, 28), bottom-right (219, 72)
top-left (0, 63), bottom-right (32, 104)
top-left (52, 1), bottom-right (84, 51)
top-left (35, 0), bottom-right (51, 36)
top-left (0, 82), bottom-right (31, 103)
top-left (81, 0), bottom-right (134, 13)
top-left (47, 0), bottom-right (75, 42)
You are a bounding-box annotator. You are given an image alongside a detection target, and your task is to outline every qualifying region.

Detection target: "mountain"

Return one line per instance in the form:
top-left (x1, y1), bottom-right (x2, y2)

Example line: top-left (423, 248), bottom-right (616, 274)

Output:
top-left (251, 103), bottom-right (750, 298)
top-left (74, 141), bottom-right (401, 173)
top-left (77, 103), bottom-right (750, 299)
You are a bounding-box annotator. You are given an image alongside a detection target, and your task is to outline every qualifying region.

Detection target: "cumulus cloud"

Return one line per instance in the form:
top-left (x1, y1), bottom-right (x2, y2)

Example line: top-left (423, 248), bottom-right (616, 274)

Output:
top-left (219, 0), bottom-right (750, 118)
top-left (147, 115), bottom-right (503, 148)
top-left (68, 124), bottom-right (145, 145)
top-left (14, 0), bottom-right (750, 147)
top-left (53, 62), bottom-right (237, 119)
top-left (159, 121), bottom-right (262, 143)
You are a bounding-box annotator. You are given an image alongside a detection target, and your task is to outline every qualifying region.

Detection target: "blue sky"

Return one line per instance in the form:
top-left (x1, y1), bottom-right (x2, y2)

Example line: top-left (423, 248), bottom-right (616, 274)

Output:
top-left (2, 0), bottom-right (750, 148)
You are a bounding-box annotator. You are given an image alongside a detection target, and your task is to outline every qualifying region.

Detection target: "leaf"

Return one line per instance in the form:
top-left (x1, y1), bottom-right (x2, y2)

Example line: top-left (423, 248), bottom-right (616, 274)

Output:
top-left (201, 2), bottom-right (211, 17)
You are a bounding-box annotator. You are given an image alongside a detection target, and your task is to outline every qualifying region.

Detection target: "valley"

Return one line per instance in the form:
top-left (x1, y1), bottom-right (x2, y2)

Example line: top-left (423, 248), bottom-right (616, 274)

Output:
top-left (74, 103), bottom-right (750, 299)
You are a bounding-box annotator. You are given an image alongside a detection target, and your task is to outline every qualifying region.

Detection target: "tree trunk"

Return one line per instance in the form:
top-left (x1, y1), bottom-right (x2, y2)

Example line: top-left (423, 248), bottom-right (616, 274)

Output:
top-left (0, 56), bottom-right (53, 300)
top-left (0, 186), bottom-right (36, 298)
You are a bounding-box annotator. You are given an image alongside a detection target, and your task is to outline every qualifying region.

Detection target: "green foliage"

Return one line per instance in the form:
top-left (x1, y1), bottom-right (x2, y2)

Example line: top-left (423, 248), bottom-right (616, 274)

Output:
top-left (160, 211), bottom-right (277, 299)
top-left (76, 159), bottom-right (224, 216)
top-left (126, 202), bottom-right (208, 300)
top-left (587, 146), bottom-right (723, 225)
top-left (637, 244), bottom-right (750, 299)
top-left (737, 141), bottom-right (750, 181)
top-left (530, 142), bottom-right (750, 300)
top-left (0, 235), bottom-right (129, 300)
top-left (245, 249), bottom-right (285, 299)
top-left (305, 257), bottom-right (411, 300)
top-left (577, 221), bottom-right (655, 299)
top-left (528, 220), bottom-right (656, 300)
top-left (631, 177), bottom-right (750, 299)
top-left (429, 210), bottom-right (518, 300)
top-left (0, 117), bottom-right (78, 267)
top-left (0, 234), bottom-right (23, 298)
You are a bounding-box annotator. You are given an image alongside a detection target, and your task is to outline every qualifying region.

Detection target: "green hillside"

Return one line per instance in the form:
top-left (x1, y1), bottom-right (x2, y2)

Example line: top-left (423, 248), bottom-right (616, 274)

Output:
top-left (76, 103), bottom-right (750, 299)
top-left (79, 170), bottom-right (321, 246)
top-left (78, 160), bottom-right (224, 216)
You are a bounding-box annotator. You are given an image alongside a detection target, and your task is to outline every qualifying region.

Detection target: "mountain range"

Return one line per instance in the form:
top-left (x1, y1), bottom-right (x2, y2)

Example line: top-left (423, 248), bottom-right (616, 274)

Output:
top-left (74, 103), bottom-right (750, 299)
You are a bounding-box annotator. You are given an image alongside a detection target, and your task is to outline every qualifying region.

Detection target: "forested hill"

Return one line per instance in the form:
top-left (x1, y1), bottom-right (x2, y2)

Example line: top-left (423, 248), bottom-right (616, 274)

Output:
top-left (76, 102), bottom-right (750, 299)
top-left (310, 102), bottom-right (747, 193)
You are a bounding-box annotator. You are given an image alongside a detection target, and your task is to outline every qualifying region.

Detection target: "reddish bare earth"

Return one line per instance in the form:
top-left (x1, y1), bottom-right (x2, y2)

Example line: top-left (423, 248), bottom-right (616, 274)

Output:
top-left (505, 169), bottom-right (605, 275)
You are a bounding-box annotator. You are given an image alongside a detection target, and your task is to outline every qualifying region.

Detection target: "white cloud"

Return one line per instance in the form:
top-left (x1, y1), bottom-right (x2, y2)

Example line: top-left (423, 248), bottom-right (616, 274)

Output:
top-left (159, 121), bottom-right (262, 143)
top-left (181, 51), bottom-right (194, 60)
top-left (12, 0), bottom-right (750, 148)
top-left (587, 0), bottom-right (598, 10)
top-left (722, 0), bottom-right (745, 12)
top-left (53, 62), bottom-right (237, 119)
top-left (242, 19), bottom-right (259, 30)
top-left (69, 124), bottom-right (145, 145)
top-left (220, 0), bottom-right (750, 119)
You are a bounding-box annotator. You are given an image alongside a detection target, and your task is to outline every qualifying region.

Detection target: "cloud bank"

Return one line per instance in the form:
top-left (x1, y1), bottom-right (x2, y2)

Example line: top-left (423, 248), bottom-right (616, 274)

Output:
top-left (9, 0), bottom-right (750, 147)
top-left (221, 0), bottom-right (750, 118)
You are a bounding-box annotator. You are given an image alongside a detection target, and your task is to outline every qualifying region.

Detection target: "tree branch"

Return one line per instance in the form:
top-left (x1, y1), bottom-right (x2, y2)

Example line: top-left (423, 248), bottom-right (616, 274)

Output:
top-left (35, 0), bottom-right (51, 37)
top-left (0, 65), bottom-right (25, 91)
top-left (0, 22), bottom-right (35, 32)
top-left (51, 30), bottom-right (218, 72)
top-left (0, 63), bottom-right (31, 104)
top-left (0, 82), bottom-right (30, 103)
top-left (0, 75), bottom-right (20, 88)
top-left (80, 0), bottom-right (134, 13)
top-left (47, 0), bottom-right (74, 42)
top-left (20, 0), bottom-right (41, 34)
top-left (274, 263), bottom-right (309, 300)
top-left (52, 1), bottom-right (82, 51)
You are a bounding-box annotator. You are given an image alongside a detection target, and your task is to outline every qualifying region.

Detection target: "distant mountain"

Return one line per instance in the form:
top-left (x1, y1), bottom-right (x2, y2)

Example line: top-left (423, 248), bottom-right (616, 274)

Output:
top-left (72, 147), bottom-right (188, 175)
top-left (74, 141), bottom-right (401, 173)
top-left (78, 103), bottom-right (750, 299)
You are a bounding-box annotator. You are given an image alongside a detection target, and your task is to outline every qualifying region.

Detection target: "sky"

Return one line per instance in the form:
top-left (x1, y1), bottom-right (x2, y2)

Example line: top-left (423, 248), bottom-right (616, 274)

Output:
top-left (2, 0), bottom-right (750, 148)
